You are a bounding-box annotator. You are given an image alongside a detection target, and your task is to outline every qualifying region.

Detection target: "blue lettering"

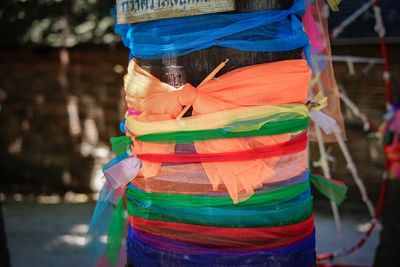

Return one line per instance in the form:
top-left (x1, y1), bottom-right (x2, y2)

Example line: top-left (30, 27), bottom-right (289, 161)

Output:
top-left (120, 1), bottom-right (127, 12)
top-left (141, 0), bottom-right (149, 10)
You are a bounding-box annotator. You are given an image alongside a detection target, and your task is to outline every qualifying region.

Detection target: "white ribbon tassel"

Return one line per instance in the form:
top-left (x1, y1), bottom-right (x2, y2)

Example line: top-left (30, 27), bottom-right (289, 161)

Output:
top-left (310, 110), bottom-right (341, 135)
top-left (103, 154), bottom-right (141, 190)
top-left (308, 91), bottom-right (341, 135)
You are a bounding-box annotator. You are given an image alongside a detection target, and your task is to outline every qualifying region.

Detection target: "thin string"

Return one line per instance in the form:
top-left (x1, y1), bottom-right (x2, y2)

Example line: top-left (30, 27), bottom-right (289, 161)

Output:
top-left (176, 59), bottom-right (229, 120)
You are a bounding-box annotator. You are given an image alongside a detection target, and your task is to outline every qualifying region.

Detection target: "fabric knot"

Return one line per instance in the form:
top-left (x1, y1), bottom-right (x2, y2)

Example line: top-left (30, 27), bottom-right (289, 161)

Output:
top-left (178, 83), bottom-right (198, 106)
top-left (290, 0), bottom-right (306, 16)
top-left (307, 92), bottom-right (328, 111)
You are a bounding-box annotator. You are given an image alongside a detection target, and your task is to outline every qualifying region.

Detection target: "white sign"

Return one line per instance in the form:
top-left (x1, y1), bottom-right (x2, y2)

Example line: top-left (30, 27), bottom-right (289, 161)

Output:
top-left (116, 0), bottom-right (236, 24)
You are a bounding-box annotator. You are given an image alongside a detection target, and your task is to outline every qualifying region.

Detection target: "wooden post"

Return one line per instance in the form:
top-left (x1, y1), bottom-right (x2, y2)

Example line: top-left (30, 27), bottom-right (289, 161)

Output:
top-left (374, 180), bottom-right (400, 267)
top-left (0, 204), bottom-right (11, 267)
top-left (128, 0), bottom-right (302, 266)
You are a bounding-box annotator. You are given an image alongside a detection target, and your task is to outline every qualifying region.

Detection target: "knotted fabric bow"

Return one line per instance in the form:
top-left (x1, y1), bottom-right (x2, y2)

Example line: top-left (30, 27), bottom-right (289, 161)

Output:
top-left (124, 59), bottom-right (311, 203)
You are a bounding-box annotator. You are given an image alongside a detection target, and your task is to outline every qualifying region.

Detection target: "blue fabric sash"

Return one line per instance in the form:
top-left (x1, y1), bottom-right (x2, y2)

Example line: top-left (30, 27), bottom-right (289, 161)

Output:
top-left (127, 226), bottom-right (316, 267)
top-left (115, 0), bottom-right (310, 63)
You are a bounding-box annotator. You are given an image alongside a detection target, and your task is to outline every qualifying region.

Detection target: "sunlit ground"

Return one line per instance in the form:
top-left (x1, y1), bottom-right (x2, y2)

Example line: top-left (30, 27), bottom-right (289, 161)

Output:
top-left (315, 210), bottom-right (379, 266)
top-left (3, 199), bottom-right (95, 267)
top-left (2, 198), bottom-right (379, 267)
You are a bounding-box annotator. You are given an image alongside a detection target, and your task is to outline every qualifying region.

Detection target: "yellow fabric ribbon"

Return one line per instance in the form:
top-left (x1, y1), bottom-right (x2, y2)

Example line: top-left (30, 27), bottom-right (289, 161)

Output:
top-left (326, 0), bottom-right (341, 11)
top-left (307, 91), bottom-right (328, 111)
top-left (126, 104), bottom-right (308, 136)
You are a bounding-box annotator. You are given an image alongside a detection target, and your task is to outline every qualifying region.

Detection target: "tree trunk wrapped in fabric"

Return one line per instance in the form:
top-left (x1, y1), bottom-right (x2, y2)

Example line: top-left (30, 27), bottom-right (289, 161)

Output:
top-left (87, 1), bottom-right (328, 266)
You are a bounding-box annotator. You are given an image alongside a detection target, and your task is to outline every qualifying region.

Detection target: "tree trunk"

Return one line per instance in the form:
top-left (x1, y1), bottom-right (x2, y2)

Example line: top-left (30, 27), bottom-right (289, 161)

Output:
top-left (374, 180), bottom-right (400, 266)
top-left (128, 0), bottom-right (303, 266)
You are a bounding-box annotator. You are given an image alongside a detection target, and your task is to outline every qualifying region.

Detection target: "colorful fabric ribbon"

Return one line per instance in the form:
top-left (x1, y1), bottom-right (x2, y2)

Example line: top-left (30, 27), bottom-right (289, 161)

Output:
top-left (137, 132), bottom-right (308, 163)
top-left (126, 104), bottom-right (308, 137)
top-left (125, 59), bottom-right (311, 202)
top-left (132, 153), bottom-right (308, 196)
top-left (124, 60), bottom-right (310, 117)
top-left (104, 174), bottom-right (347, 264)
top-left (133, 170), bottom-right (309, 196)
top-left (127, 227), bottom-right (316, 267)
top-left (135, 117), bottom-right (308, 143)
top-left (115, 0), bottom-right (309, 61)
top-left (109, 136), bottom-right (132, 155)
top-left (129, 216), bottom-right (315, 249)
top-left (310, 173), bottom-right (347, 205)
top-left (86, 181), bottom-right (123, 265)
top-left (304, 0), bottom-right (346, 142)
top-left (127, 193), bottom-right (312, 227)
top-left (88, 2), bottom-right (349, 266)
top-left (126, 180), bottom-right (310, 209)
top-left (128, 226), bottom-right (316, 255)
top-left (128, 172), bottom-right (347, 205)
top-left (102, 152), bottom-right (141, 190)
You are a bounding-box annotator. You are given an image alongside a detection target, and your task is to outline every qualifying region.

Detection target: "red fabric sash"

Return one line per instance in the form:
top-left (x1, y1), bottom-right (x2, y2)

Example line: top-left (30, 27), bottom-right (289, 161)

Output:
top-left (129, 215), bottom-right (314, 250)
top-left (137, 132), bottom-right (308, 163)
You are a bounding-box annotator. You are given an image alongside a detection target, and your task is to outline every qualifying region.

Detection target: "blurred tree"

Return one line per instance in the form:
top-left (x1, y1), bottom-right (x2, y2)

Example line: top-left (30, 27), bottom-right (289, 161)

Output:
top-left (0, 0), bottom-right (117, 48)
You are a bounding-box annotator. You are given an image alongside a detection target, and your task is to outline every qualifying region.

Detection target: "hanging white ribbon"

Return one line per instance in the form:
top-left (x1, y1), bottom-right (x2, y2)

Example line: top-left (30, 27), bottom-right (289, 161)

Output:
top-left (308, 92), bottom-right (341, 135)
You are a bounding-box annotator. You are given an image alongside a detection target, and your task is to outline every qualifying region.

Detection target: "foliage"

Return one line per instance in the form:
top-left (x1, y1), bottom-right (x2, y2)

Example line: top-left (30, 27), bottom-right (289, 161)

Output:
top-left (0, 0), bottom-right (118, 48)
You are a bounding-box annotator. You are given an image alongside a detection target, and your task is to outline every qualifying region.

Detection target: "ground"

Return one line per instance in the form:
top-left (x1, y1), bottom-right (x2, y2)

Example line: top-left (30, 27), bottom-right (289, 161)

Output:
top-left (3, 200), bottom-right (379, 267)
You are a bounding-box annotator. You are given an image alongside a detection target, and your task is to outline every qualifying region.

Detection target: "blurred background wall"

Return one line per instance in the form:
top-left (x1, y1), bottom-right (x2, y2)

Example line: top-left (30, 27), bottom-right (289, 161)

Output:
top-left (0, 1), bottom-right (400, 266)
top-left (0, 0), bottom-right (399, 203)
